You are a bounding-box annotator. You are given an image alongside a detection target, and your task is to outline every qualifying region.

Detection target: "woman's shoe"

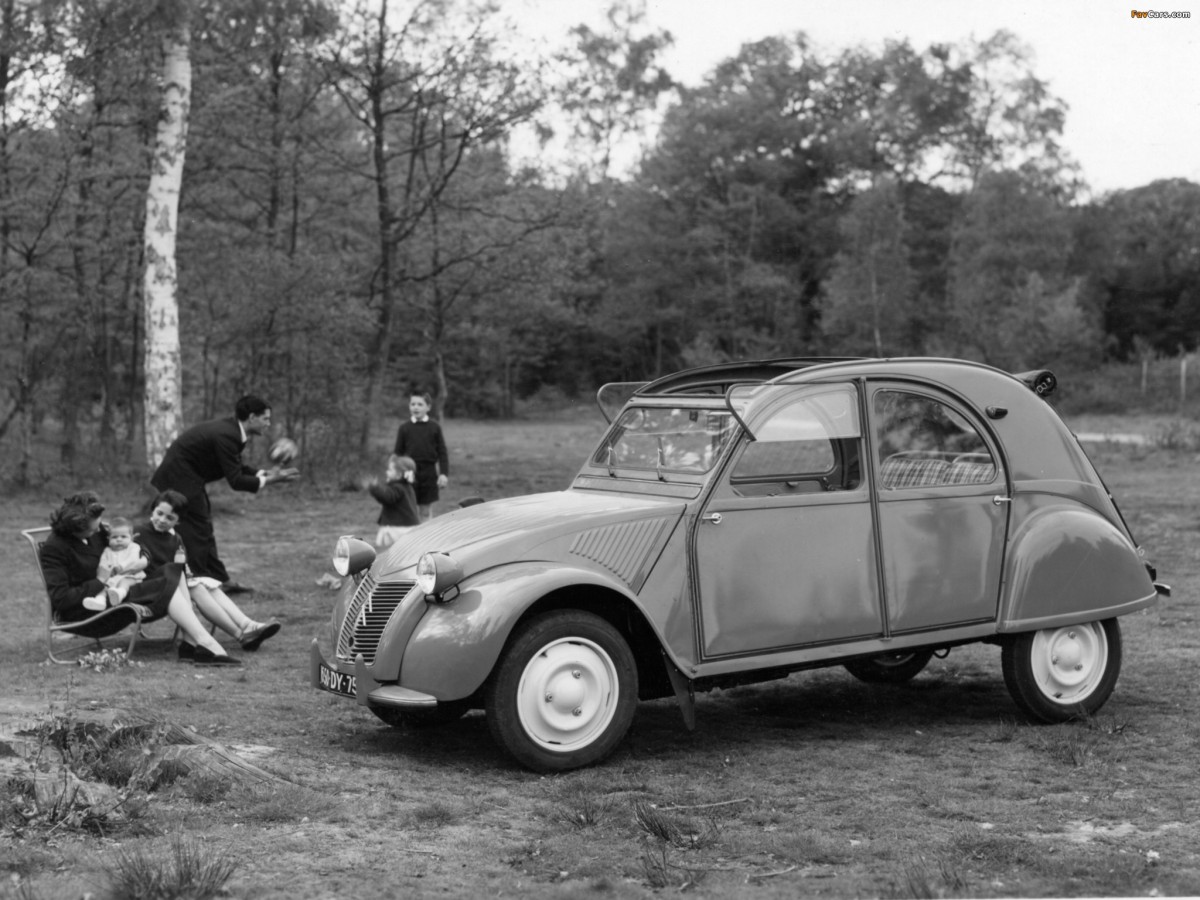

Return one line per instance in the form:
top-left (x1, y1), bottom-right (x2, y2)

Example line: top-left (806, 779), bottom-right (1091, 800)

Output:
top-left (239, 620), bottom-right (281, 651)
top-left (192, 646), bottom-right (242, 666)
top-left (178, 642), bottom-right (196, 660)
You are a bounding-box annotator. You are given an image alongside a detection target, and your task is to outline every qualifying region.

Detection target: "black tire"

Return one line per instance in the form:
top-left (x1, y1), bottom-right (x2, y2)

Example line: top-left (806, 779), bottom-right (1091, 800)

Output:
top-left (484, 610), bottom-right (638, 773)
top-left (1001, 619), bottom-right (1122, 723)
top-left (843, 649), bottom-right (934, 684)
top-left (369, 699), bottom-right (471, 729)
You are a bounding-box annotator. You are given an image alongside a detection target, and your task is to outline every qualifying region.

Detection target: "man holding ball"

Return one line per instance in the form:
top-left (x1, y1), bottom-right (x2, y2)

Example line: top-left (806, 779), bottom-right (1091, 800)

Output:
top-left (151, 395), bottom-right (298, 594)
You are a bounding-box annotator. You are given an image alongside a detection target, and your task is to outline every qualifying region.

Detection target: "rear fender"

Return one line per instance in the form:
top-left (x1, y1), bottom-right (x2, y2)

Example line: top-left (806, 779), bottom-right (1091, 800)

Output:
top-left (1000, 505), bottom-right (1158, 631)
top-left (398, 562), bottom-right (642, 700)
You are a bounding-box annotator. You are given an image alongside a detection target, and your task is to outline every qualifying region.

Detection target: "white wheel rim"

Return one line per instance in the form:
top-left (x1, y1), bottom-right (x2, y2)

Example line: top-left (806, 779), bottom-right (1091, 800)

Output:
top-left (1030, 623), bottom-right (1107, 704)
top-left (515, 637), bottom-right (619, 752)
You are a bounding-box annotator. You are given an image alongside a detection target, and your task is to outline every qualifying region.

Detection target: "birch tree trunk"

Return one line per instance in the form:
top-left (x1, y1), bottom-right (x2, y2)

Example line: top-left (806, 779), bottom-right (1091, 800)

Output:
top-left (142, 22), bottom-right (191, 470)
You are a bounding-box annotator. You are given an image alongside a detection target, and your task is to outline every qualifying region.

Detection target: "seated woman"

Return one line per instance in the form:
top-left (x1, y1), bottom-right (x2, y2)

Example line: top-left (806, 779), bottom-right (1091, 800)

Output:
top-left (135, 490), bottom-right (281, 658)
top-left (41, 492), bottom-right (241, 666)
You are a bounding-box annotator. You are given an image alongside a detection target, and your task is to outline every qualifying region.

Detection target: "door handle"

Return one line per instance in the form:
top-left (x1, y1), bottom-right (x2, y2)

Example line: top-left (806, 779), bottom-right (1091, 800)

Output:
top-left (702, 512), bottom-right (723, 525)
top-left (992, 495), bottom-right (1012, 506)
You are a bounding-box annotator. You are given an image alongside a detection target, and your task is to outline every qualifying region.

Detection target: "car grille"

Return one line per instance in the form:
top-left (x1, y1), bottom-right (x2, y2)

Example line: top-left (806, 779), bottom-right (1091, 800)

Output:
top-left (336, 574), bottom-right (415, 665)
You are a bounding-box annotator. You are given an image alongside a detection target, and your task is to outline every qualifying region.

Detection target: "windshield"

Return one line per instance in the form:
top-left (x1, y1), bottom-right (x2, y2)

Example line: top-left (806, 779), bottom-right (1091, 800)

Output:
top-left (593, 407), bottom-right (738, 475)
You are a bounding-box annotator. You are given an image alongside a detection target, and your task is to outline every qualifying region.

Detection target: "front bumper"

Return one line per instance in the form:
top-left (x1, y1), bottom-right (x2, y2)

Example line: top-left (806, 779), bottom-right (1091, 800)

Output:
top-left (310, 640), bottom-right (437, 710)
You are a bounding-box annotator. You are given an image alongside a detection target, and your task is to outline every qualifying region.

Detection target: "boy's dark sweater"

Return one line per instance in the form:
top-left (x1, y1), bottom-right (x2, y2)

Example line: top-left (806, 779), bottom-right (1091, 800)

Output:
top-left (393, 420), bottom-right (449, 474)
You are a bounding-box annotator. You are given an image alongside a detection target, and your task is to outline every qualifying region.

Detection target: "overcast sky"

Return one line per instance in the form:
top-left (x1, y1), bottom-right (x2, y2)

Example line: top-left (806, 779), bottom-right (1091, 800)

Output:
top-left (508, 0), bottom-right (1200, 195)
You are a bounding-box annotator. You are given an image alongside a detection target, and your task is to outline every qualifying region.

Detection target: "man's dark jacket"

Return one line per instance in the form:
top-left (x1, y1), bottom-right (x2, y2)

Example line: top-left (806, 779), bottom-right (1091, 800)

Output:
top-left (151, 417), bottom-right (260, 501)
top-left (149, 417), bottom-right (260, 581)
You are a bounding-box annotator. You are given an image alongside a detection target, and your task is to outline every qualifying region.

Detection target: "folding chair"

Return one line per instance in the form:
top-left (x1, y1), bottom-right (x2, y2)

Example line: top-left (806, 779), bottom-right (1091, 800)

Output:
top-left (22, 526), bottom-right (160, 664)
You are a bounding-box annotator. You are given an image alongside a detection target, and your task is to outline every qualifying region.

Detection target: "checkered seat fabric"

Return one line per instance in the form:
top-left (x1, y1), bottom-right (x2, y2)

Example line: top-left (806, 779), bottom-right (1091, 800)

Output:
top-left (879, 456), bottom-right (951, 489)
top-left (944, 460), bottom-right (996, 484)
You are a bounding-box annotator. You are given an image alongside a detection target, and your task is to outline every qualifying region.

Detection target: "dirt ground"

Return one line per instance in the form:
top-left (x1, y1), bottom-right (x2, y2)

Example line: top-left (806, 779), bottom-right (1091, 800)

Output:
top-left (3, 417), bottom-right (1199, 898)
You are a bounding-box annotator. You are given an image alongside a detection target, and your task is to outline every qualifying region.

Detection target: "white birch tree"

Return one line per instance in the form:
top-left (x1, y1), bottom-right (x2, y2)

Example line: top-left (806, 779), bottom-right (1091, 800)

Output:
top-left (143, 17), bottom-right (191, 469)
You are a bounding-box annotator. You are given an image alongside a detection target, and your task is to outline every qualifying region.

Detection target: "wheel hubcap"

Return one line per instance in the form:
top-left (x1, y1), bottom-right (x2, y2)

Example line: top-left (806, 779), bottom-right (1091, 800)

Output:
top-left (516, 637), bottom-right (618, 751)
top-left (1031, 623), bottom-right (1107, 702)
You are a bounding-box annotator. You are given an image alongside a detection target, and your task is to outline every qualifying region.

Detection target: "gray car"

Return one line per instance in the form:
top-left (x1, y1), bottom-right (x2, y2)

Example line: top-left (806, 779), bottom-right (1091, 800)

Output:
top-left (312, 357), bottom-right (1167, 771)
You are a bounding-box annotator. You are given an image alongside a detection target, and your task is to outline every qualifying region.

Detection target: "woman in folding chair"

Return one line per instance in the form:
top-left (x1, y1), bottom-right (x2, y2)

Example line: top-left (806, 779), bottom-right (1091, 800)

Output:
top-left (41, 492), bottom-right (242, 666)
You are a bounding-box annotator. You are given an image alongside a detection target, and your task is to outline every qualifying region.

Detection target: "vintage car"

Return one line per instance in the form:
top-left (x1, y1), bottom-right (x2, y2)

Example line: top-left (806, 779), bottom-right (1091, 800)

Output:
top-left (311, 357), bottom-right (1167, 771)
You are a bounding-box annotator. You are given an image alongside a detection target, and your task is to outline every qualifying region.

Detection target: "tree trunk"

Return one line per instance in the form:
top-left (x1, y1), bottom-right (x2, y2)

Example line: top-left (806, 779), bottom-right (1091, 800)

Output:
top-left (358, 2), bottom-right (397, 452)
top-left (142, 22), bottom-right (191, 471)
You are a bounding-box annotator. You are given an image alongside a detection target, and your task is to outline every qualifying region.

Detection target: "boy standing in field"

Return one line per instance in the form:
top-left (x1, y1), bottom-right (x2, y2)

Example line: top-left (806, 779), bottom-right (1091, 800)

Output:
top-left (393, 392), bottom-right (449, 520)
top-left (97, 517), bottom-right (148, 601)
top-left (364, 454), bottom-right (421, 547)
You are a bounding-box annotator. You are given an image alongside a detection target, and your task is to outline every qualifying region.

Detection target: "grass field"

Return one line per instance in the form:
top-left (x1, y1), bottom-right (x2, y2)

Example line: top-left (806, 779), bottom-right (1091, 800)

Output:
top-left (2, 411), bottom-right (1199, 899)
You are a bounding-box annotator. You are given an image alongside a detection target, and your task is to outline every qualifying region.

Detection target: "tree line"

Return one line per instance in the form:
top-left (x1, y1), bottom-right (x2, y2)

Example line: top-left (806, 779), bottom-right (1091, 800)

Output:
top-left (1, 0), bottom-right (1197, 483)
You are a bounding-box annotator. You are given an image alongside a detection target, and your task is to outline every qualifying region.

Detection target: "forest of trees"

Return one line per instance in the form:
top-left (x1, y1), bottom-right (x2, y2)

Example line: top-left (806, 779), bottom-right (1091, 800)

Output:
top-left (2, 0), bottom-right (1198, 481)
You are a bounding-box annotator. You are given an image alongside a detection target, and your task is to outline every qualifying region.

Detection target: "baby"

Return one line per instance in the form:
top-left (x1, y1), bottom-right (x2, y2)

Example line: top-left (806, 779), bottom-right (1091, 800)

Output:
top-left (97, 516), bottom-right (148, 601)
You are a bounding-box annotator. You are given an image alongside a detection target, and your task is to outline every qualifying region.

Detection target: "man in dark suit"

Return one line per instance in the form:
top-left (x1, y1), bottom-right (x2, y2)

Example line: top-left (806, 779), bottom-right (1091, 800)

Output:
top-left (150, 395), bottom-right (298, 592)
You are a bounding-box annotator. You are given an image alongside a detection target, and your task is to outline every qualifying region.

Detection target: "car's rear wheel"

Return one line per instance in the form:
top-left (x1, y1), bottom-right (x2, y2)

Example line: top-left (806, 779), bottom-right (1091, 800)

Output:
top-left (369, 699), bottom-right (471, 729)
top-left (485, 610), bottom-right (637, 772)
top-left (1001, 619), bottom-right (1122, 722)
top-left (843, 649), bottom-right (934, 684)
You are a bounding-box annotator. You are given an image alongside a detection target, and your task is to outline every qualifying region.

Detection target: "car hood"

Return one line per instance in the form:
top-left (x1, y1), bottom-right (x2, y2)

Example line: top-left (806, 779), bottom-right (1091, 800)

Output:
top-left (370, 489), bottom-right (686, 581)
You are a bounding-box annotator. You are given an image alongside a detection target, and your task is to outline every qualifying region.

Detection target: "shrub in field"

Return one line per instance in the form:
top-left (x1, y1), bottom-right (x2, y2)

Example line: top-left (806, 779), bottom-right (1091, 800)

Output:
top-left (631, 800), bottom-right (721, 849)
top-left (175, 771), bottom-right (230, 805)
top-left (988, 716), bottom-right (1021, 743)
top-left (887, 853), bottom-right (968, 899)
top-left (4, 768), bottom-right (149, 836)
top-left (639, 844), bottom-right (704, 890)
top-left (546, 789), bottom-right (612, 829)
top-left (4, 714), bottom-right (172, 835)
top-left (105, 835), bottom-right (237, 900)
top-left (1036, 723), bottom-right (1106, 768)
top-left (35, 717), bottom-right (173, 793)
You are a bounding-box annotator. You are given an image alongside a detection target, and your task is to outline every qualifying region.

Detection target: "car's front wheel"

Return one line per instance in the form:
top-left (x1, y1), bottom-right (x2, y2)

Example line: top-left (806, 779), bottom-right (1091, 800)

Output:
top-left (843, 649), bottom-right (934, 684)
top-left (485, 610), bottom-right (637, 772)
top-left (1001, 619), bottom-right (1122, 722)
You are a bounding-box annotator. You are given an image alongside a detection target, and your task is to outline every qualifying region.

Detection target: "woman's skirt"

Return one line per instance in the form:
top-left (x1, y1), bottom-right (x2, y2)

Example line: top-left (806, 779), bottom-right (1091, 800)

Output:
top-left (123, 562), bottom-right (185, 620)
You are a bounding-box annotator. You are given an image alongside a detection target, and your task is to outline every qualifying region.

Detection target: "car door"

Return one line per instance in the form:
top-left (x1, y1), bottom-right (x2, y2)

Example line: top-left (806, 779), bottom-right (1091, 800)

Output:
top-left (693, 383), bottom-right (884, 659)
top-left (868, 384), bottom-right (1010, 634)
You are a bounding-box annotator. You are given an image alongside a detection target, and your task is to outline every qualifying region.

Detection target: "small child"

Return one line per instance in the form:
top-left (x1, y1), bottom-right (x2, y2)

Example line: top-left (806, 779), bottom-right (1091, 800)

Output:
top-left (97, 517), bottom-right (148, 601)
top-left (365, 454), bottom-right (421, 547)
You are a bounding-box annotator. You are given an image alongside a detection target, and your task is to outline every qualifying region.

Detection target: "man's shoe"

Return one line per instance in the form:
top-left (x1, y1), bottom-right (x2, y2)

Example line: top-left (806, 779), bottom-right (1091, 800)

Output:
top-left (192, 646), bottom-right (242, 666)
top-left (222, 581), bottom-right (254, 595)
top-left (239, 620), bottom-right (281, 651)
top-left (178, 642), bottom-right (196, 660)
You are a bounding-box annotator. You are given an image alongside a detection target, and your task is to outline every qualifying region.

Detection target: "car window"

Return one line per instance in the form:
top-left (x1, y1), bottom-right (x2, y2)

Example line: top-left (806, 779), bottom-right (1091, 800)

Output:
top-left (730, 386), bottom-right (863, 495)
top-left (873, 390), bottom-right (996, 489)
top-left (594, 407), bottom-right (737, 474)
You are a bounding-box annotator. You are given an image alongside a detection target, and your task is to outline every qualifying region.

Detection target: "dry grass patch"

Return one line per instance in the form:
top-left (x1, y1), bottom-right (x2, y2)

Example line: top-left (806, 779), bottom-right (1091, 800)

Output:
top-left (105, 835), bottom-right (237, 900)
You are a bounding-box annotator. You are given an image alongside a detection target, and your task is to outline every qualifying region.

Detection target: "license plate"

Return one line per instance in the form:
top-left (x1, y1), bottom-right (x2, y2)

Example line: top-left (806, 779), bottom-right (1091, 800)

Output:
top-left (317, 661), bottom-right (356, 698)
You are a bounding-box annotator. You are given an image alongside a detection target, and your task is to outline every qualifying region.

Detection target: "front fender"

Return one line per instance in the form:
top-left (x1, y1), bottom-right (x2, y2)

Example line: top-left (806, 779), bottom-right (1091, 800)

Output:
top-left (1001, 504), bottom-right (1157, 631)
top-left (398, 561), bottom-right (640, 700)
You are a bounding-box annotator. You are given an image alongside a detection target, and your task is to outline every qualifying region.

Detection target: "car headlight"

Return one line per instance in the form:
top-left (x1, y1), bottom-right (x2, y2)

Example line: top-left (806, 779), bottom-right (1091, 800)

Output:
top-left (333, 535), bottom-right (375, 577)
top-left (417, 551), bottom-right (463, 601)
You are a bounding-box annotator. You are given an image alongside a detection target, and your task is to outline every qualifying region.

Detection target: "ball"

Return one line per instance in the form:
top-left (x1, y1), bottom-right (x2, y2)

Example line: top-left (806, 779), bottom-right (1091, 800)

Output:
top-left (269, 437), bottom-right (299, 465)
